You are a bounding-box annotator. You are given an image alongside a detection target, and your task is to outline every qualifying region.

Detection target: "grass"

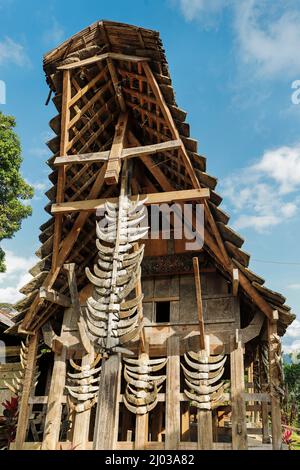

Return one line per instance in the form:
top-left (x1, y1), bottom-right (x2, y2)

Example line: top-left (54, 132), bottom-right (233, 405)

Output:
top-left (291, 432), bottom-right (300, 450)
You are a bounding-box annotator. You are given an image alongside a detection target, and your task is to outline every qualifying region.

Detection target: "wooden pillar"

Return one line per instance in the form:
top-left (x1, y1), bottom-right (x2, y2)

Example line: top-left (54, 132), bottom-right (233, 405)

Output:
top-left (15, 334), bottom-right (39, 449)
top-left (197, 410), bottom-right (213, 449)
top-left (42, 347), bottom-right (67, 449)
top-left (135, 412), bottom-right (148, 449)
top-left (72, 350), bottom-right (94, 449)
top-left (165, 335), bottom-right (180, 450)
top-left (93, 354), bottom-right (120, 449)
top-left (259, 346), bottom-right (271, 444)
top-left (230, 332), bottom-right (248, 450)
top-left (261, 384), bottom-right (271, 444)
top-left (268, 318), bottom-right (282, 450)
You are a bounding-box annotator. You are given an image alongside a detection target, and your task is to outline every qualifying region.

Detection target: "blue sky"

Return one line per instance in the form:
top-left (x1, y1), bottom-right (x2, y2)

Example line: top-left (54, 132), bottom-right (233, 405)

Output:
top-left (0, 0), bottom-right (300, 351)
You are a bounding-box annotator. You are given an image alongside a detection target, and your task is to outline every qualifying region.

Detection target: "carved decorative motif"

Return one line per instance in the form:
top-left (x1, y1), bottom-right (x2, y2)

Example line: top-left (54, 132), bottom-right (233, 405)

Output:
top-left (4, 338), bottom-right (40, 397)
top-left (82, 194), bottom-right (148, 355)
top-left (182, 350), bottom-right (226, 410)
top-left (123, 354), bottom-right (167, 415)
top-left (66, 355), bottom-right (102, 413)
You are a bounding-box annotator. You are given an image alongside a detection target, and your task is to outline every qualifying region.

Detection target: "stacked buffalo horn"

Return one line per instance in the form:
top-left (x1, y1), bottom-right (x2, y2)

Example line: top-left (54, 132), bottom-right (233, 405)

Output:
top-left (4, 338), bottom-right (40, 397)
top-left (123, 355), bottom-right (167, 415)
top-left (182, 351), bottom-right (226, 410)
top-left (66, 355), bottom-right (101, 413)
top-left (84, 194), bottom-right (148, 355)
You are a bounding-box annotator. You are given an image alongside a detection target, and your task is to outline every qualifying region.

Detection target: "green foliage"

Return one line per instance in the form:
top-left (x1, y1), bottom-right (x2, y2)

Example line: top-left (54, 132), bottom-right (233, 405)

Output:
top-left (284, 363), bottom-right (300, 426)
top-left (0, 112), bottom-right (33, 271)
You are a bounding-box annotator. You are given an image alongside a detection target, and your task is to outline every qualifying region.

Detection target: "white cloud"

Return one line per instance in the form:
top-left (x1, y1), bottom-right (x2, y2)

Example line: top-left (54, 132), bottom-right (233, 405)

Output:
top-left (43, 17), bottom-right (64, 46)
top-left (175, 0), bottom-right (229, 22)
top-left (173, 0), bottom-right (300, 79)
top-left (288, 283), bottom-right (300, 290)
top-left (285, 319), bottom-right (300, 339)
top-left (0, 250), bottom-right (36, 304)
top-left (235, 2), bottom-right (300, 79)
top-left (252, 145), bottom-right (300, 194)
top-left (0, 36), bottom-right (29, 67)
top-left (221, 144), bottom-right (300, 233)
top-left (283, 339), bottom-right (300, 354)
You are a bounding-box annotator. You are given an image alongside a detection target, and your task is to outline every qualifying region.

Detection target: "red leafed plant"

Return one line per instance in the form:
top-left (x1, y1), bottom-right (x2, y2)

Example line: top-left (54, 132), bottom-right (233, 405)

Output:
top-left (1, 396), bottom-right (19, 449)
top-left (282, 428), bottom-right (294, 450)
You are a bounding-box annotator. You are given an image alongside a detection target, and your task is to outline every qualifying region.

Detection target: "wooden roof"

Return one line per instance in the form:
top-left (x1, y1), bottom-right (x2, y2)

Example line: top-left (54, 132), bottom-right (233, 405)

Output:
top-left (10, 20), bottom-right (295, 336)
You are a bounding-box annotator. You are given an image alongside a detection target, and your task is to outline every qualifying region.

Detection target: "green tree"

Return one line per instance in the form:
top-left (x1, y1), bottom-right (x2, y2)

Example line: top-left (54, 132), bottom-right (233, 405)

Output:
top-left (284, 363), bottom-right (300, 426)
top-left (0, 112), bottom-right (33, 272)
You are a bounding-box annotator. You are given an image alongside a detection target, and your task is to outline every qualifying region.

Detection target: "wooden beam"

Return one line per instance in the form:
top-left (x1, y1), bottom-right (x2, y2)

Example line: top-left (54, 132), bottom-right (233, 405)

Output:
top-left (104, 112), bottom-right (128, 184)
top-left (93, 355), bottom-right (121, 449)
top-left (51, 188), bottom-right (210, 214)
top-left (230, 331), bottom-right (248, 450)
top-left (193, 257), bottom-right (205, 350)
top-left (15, 334), bottom-right (39, 449)
top-left (165, 336), bottom-right (180, 450)
top-left (232, 268), bottom-right (239, 296)
top-left (41, 348), bottom-right (67, 449)
top-left (39, 287), bottom-right (71, 308)
top-left (69, 65), bottom-right (108, 107)
top-left (268, 319), bottom-right (283, 450)
top-left (54, 139), bottom-right (182, 167)
top-left (52, 69), bottom-right (71, 272)
top-left (57, 52), bottom-right (150, 70)
top-left (107, 58), bottom-right (126, 113)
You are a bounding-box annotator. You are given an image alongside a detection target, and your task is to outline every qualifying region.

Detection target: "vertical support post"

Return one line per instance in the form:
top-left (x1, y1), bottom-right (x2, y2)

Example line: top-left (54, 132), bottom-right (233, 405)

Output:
top-left (193, 257), bottom-right (205, 350)
top-left (230, 331), bottom-right (248, 450)
top-left (42, 347), bottom-right (67, 449)
top-left (52, 69), bottom-right (71, 271)
top-left (93, 354), bottom-right (121, 449)
top-left (15, 334), bottom-right (39, 449)
top-left (165, 335), bottom-right (180, 450)
top-left (197, 336), bottom-right (213, 450)
top-left (260, 345), bottom-right (271, 443)
top-left (268, 316), bottom-right (282, 450)
top-left (248, 362), bottom-right (254, 423)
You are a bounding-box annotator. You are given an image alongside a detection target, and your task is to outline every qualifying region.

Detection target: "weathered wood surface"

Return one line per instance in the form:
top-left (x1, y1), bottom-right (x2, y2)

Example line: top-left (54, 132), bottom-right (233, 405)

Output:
top-left (51, 188), bottom-right (210, 214)
top-left (268, 319), bottom-right (282, 450)
top-left (230, 333), bottom-right (247, 450)
top-left (93, 354), bottom-right (121, 449)
top-left (165, 336), bottom-right (180, 450)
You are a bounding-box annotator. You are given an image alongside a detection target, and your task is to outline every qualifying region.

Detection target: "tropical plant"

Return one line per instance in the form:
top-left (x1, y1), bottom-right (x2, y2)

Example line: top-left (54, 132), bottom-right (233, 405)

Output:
top-left (0, 111), bottom-right (33, 272)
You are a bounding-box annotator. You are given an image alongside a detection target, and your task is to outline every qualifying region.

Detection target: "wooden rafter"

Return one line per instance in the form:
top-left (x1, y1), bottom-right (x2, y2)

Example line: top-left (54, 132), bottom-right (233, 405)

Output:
top-left (51, 188), bottom-right (210, 214)
top-left (52, 69), bottom-right (71, 272)
top-left (142, 62), bottom-right (230, 268)
top-left (54, 139), bottom-right (181, 166)
top-left (57, 52), bottom-right (150, 70)
top-left (106, 57), bottom-right (126, 112)
top-left (193, 257), bottom-right (205, 350)
top-left (104, 112), bottom-right (128, 184)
